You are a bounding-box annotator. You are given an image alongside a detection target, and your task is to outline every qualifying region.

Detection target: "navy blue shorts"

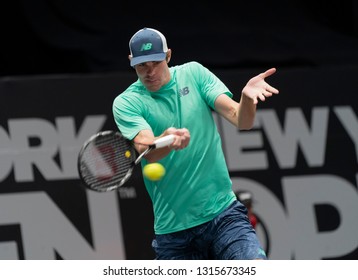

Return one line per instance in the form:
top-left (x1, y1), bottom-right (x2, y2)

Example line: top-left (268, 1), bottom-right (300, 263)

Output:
top-left (152, 200), bottom-right (267, 260)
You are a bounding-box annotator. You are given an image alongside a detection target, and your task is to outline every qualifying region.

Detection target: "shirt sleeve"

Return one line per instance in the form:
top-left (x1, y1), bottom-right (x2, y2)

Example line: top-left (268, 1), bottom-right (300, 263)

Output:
top-left (190, 61), bottom-right (233, 109)
top-left (112, 93), bottom-right (151, 140)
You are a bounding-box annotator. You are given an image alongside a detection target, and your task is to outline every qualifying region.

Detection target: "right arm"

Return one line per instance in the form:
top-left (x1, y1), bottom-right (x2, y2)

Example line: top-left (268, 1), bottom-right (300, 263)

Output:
top-left (133, 127), bottom-right (191, 163)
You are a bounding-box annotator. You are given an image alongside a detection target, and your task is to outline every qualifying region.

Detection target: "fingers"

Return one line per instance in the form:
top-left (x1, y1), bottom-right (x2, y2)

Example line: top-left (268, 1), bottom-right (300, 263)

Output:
top-left (262, 68), bottom-right (276, 78)
top-left (250, 86), bottom-right (278, 105)
top-left (166, 128), bottom-right (190, 150)
top-left (175, 128), bottom-right (190, 149)
top-left (253, 98), bottom-right (258, 105)
top-left (258, 69), bottom-right (279, 103)
top-left (258, 86), bottom-right (279, 102)
top-left (266, 84), bottom-right (279, 94)
top-left (242, 67), bottom-right (279, 105)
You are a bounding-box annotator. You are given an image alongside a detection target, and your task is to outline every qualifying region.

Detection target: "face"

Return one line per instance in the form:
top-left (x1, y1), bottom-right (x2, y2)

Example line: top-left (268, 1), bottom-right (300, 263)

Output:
top-left (131, 51), bottom-right (171, 92)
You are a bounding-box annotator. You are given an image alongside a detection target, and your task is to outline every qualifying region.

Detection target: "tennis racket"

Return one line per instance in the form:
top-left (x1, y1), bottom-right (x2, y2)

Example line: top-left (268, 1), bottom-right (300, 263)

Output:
top-left (77, 130), bottom-right (174, 192)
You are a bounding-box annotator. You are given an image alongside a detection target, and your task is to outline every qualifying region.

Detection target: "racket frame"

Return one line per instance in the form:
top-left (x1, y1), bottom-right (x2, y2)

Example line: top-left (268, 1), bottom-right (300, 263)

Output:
top-left (77, 131), bottom-right (174, 192)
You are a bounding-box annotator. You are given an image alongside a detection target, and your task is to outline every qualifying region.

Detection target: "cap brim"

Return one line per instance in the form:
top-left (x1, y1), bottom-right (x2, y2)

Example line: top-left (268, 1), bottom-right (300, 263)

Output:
top-left (130, 53), bottom-right (166, 67)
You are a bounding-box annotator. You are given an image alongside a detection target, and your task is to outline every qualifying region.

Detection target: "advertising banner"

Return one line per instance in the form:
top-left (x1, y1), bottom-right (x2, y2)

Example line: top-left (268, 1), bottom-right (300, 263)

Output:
top-left (0, 66), bottom-right (357, 259)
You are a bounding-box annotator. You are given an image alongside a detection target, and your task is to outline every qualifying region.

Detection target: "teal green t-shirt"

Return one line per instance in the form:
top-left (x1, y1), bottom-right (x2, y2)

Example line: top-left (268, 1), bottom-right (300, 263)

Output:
top-left (113, 61), bottom-right (236, 234)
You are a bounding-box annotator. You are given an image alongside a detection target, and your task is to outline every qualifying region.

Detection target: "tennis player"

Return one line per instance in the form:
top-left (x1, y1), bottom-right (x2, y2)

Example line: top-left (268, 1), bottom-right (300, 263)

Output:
top-left (112, 27), bottom-right (279, 260)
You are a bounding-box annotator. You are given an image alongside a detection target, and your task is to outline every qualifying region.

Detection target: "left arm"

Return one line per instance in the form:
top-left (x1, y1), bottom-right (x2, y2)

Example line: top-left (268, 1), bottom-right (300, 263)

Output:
top-left (215, 68), bottom-right (279, 130)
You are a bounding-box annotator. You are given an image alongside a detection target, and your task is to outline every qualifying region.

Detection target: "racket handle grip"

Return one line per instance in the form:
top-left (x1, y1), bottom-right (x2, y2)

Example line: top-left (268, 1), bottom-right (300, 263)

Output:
top-left (153, 135), bottom-right (175, 148)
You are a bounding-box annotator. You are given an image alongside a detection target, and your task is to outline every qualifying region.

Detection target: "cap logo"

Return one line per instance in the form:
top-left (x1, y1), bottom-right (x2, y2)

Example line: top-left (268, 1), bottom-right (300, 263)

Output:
top-left (140, 43), bottom-right (153, 51)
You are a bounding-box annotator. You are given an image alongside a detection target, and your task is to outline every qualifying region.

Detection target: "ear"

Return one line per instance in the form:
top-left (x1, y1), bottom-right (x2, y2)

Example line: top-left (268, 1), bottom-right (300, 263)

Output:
top-left (166, 49), bottom-right (172, 63)
top-left (128, 54), bottom-right (132, 62)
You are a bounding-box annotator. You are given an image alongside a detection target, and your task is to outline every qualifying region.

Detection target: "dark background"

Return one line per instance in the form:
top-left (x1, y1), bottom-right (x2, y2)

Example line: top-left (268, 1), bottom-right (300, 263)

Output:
top-left (1, 1), bottom-right (357, 77)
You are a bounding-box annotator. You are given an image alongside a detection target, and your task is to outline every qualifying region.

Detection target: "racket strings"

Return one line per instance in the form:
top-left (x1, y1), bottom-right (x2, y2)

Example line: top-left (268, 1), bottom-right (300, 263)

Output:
top-left (79, 134), bottom-right (136, 191)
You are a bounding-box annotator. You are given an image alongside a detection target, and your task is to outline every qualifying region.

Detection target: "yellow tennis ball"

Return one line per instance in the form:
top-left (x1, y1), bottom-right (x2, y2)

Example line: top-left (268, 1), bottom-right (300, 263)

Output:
top-left (143, 163), bottom-right (165, 181)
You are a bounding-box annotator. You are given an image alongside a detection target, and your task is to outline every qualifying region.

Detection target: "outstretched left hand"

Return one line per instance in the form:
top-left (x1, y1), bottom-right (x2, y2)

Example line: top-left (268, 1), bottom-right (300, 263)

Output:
top-left (242, 68), bottom-right (279, 105)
